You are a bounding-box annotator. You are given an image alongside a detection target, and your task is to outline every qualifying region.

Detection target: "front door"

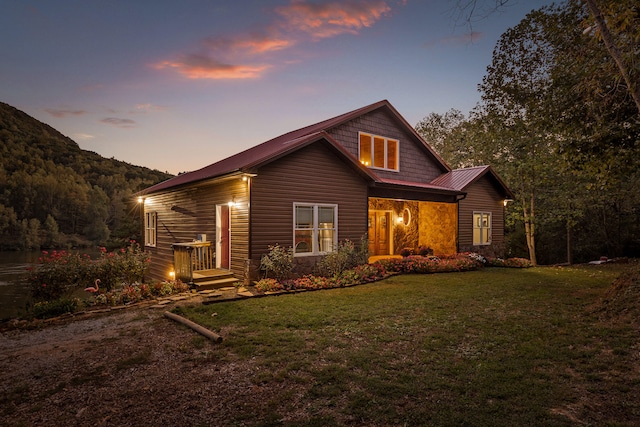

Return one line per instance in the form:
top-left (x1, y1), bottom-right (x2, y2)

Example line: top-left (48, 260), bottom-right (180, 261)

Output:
top-left (216, 204), bottom-right (230, 269)
top-left (368, 211), bottom-right (391, 256)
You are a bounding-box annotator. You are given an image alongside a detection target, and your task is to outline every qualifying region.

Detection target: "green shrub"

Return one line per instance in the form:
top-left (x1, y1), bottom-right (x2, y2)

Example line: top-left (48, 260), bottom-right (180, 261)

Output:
top-left (316, 238), bottom-right (369, 277)
top-left (260, 244), bottom-right (294, 281)
top-left (31, 297), bottom-right (82, 319)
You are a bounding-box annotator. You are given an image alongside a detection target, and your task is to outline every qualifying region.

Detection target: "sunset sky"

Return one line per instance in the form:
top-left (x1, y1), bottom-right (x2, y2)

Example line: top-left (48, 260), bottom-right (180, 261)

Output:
top-left (1, 0), bottom-right (551, 175)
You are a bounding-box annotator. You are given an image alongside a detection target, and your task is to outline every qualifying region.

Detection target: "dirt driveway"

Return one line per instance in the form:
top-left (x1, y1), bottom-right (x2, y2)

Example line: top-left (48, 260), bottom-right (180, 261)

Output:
top-left (0, 305), bottom-right (264, 426)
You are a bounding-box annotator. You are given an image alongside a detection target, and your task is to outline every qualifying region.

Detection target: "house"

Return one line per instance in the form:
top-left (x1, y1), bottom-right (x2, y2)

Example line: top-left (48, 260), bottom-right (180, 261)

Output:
top-left (136, 100), bottom-right (514, 286)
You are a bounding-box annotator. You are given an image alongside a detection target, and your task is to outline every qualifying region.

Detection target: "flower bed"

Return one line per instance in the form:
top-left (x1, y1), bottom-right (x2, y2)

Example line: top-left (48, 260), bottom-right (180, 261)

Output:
top-left (254, 253), bottom-right (531, 293)
top-left (91, 279), bottom-right (190, 306)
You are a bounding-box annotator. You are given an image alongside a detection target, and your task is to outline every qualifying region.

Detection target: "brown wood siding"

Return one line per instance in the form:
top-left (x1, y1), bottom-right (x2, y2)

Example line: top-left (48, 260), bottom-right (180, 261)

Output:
top-left (458, 177), bottom-right (505, 248)
top-left (327, 109), bottom-right (447, 184)
top-left (142, 177), bottom-right (249, 282)
top-left (250, 141), bottom-right (369, 263)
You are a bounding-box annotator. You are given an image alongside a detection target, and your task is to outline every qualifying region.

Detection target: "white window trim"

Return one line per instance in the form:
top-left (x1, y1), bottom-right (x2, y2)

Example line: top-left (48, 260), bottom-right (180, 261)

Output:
top-left (473, 211), bottom-right (492, 246)
top-left (293, 203), bottom-right (338, 256)
top-left (358, 131), bottom-right (400, 172)
top-left (145, 211), bottom-right (157, 247)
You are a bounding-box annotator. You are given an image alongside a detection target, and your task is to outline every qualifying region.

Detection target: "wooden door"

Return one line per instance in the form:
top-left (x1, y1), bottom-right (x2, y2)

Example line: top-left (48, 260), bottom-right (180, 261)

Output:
top-left (216, 204), bottom-right (230, 269)
top-left (368, 211), bottom-right (390, 256)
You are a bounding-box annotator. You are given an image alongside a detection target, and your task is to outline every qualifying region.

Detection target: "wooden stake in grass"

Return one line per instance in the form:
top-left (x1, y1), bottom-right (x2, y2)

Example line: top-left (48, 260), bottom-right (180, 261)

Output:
top-left (164, 311), bottom-right (222, 343)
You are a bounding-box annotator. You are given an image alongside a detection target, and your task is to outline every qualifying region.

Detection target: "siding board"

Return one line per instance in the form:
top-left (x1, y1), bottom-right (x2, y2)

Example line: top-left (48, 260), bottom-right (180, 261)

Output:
top-left (251, 141), bottom-right (369, 264)
top-left (458, 176), bottom-right (505, 255)
top-left (327, 109), bottom-right (447, 183)
top-left (143, 177), bottom-right (250, 281)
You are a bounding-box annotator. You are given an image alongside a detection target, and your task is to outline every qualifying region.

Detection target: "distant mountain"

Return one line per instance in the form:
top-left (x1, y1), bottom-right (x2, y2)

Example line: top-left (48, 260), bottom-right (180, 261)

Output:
top-left (0, 102), bottom-right (173, 250)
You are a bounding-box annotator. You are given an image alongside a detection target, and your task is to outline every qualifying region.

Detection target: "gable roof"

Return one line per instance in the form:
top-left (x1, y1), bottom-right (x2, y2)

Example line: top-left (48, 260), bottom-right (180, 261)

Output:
top-left (430, 165), bottom-right (515, 199)
top-left (138, 100), bottom-right (450, 195)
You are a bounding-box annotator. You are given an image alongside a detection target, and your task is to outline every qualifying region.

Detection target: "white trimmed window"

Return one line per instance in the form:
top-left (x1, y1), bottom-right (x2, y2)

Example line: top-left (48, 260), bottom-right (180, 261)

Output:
top-left (473, 212), bottom-right (492, 245)
top-left (294, 204), bottom-right (337, 256)
top-left (358, 132), bottom-right (399, 171)
top-left (145, 211), bottom-right (157, 247)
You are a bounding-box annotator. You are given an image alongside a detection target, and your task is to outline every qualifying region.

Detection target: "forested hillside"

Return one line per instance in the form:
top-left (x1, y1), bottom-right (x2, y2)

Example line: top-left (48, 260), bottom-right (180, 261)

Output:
top-left (0, 102), bottom-right (173, 250)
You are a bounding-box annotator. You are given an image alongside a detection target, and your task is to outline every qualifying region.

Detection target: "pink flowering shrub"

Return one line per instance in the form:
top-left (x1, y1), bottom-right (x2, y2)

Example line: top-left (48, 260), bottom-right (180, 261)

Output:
top-left (27, 250), bottom-right (94, 301)
top-left (255, 278), bottom-right (283, 292)
top-left (92, 241), bottom-right (150, 290)
top-left (373, 254), bottom-right (483, 275)
top-left (27, 241), bottom-right (150, 302)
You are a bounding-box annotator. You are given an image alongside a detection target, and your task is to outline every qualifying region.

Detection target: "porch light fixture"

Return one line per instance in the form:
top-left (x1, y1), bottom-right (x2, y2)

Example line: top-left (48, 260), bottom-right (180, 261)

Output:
top-left (503, 199), bottom-right (514, 207)
top-left (137, 197), bottom-right (143, 204)
top-left (228, 197), bottom-right (236, 207)
top-left (169, 270), bottom-right (175, 279)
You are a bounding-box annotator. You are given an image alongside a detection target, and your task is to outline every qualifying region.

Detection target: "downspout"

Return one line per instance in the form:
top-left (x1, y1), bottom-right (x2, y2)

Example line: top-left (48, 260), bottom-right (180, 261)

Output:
top-left (456, 193), bottom-right (467, 254)
top-left (247, 175), bottom-right (252, 260)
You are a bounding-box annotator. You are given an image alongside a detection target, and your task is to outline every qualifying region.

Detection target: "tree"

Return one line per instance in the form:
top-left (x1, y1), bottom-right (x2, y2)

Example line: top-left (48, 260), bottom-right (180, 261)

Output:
top-left (415, 109), bottom-right (469, 167)
top-left (43, 214), bottom-right (60, 248)
top-left (454, 0), bottom-right (640, 115)
top-left (427, 1), bottom-right (640, 263)
top-left (19, 218), bottom-right (41, 250)
top-left (582, 0), bottom-right (640, 115)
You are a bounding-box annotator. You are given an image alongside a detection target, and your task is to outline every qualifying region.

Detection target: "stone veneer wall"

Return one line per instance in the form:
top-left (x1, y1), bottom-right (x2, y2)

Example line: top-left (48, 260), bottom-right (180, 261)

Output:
top-left (418, 202), bottom-right (457, 255)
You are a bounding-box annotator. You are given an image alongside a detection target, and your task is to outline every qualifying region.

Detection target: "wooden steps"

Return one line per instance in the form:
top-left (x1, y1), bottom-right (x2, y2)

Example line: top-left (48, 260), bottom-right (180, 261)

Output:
top-left (191, 269), bottom-right (238, 291)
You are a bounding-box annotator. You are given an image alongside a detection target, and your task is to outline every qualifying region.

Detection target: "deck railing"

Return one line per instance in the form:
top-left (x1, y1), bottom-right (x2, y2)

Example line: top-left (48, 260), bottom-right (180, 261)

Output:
top-left (172, 241), bottom-right (215, 283)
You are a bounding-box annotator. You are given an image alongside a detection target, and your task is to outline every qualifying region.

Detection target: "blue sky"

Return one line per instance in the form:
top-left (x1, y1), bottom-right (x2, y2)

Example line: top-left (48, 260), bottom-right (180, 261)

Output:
top-left (1, 0), bottom-right (552, 174)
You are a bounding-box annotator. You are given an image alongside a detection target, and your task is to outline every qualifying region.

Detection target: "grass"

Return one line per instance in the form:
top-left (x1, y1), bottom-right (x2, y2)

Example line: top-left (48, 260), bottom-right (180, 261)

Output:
top-left (179, 264), bottom-right (639, 426)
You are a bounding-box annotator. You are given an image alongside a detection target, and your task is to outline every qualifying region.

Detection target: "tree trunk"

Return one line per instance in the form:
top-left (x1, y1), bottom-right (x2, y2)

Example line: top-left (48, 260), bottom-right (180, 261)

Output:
top-left (522, 193), bottom-right (537, 266)
top-left (584, 0), bottom-right (640, 115)
top-left (566, 219), bottom-right (572, 265)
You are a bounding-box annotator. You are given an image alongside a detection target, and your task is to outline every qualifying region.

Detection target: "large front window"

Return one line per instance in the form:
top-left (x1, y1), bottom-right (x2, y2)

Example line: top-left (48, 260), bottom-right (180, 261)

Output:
top-left (294, 204), bottom-right (337, 255)
top-left (359, 132), bottom-right (399, 171)
top-left (473, 212), bottom-right (492, 245)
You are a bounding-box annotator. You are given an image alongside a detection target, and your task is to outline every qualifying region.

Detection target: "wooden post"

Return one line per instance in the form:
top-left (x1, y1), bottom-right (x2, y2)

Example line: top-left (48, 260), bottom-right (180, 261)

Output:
top-left (163, 311), bottom-right (223, 343)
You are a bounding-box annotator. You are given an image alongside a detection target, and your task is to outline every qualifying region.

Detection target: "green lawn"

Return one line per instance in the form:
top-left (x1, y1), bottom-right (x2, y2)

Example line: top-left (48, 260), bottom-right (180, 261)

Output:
top-left (178, 264), bottom-right (639, 426)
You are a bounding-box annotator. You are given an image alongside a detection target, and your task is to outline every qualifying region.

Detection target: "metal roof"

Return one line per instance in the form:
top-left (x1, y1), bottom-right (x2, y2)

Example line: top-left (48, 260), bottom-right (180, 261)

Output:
top-left (137, 100), bottom-right (513, 199)
top-left (431, 165), bottom-right (515, 199)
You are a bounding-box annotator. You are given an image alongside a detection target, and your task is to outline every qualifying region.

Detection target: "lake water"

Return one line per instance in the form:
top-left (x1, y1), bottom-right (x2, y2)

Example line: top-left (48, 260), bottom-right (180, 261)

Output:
top-left (0, 250), bottom-right (101, 320)
top-left (0, 251), bottom-right (42, 319)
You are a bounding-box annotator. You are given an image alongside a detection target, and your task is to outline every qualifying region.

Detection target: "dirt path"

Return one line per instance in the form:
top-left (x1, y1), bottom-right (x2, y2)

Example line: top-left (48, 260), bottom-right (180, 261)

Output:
top-left (0, 305), bottom-right (261, 426)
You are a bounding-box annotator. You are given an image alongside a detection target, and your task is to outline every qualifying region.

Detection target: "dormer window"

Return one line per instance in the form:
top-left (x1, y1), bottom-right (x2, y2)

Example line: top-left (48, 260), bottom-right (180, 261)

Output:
top-left (359, 132), bottom-right (399, 171)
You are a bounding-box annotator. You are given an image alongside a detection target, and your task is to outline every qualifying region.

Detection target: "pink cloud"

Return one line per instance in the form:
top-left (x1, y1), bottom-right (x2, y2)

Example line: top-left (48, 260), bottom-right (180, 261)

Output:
top-left (45, 108), bottom-right (86, 118)
top-left (204, 33), bottom-right (294, 54)
top-left (155, 54), bottom-right (270, 80)
top-left (275, 0), bottom-right (392, 39)
top-left (157, 0), bottom-right (395, 80)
